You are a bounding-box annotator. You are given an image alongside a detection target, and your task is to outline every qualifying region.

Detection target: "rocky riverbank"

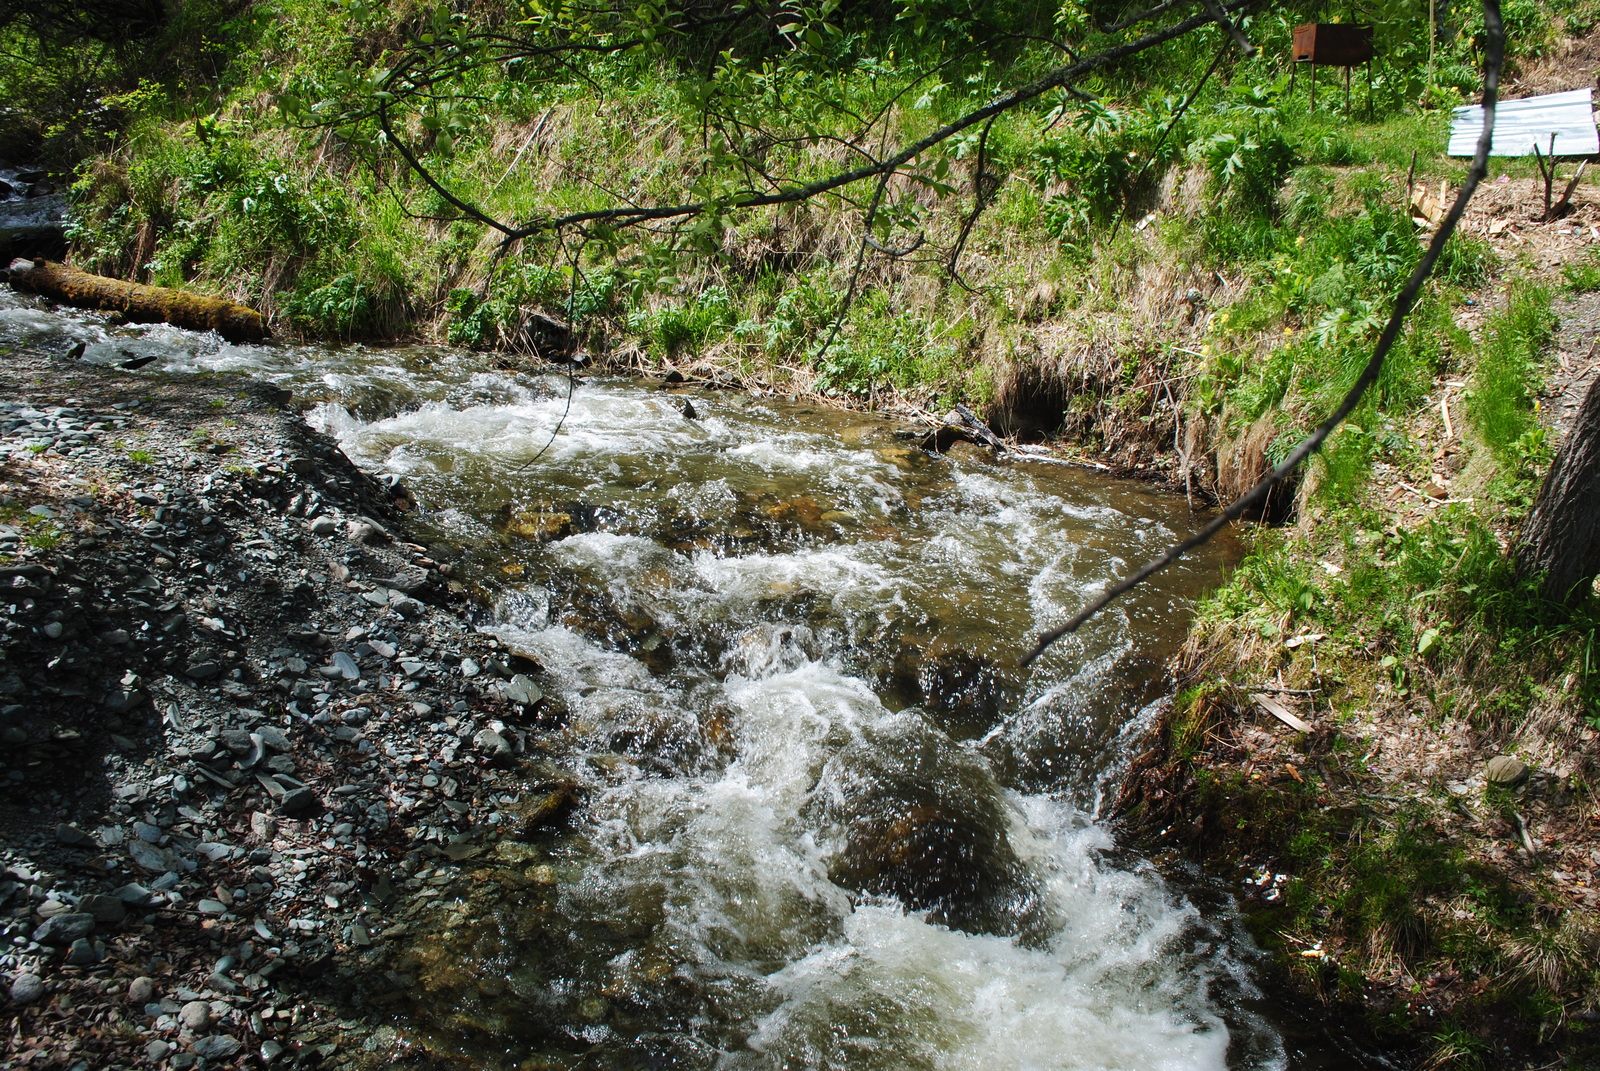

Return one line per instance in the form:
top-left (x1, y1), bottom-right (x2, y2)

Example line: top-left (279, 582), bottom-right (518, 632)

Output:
top-left (0, 340), bottom-right (566, 1068)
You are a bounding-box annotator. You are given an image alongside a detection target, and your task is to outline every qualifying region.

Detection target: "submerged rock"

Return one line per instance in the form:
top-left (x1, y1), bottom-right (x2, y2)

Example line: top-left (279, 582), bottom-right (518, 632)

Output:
top-left (810, 712), bottom-right (1040, 936)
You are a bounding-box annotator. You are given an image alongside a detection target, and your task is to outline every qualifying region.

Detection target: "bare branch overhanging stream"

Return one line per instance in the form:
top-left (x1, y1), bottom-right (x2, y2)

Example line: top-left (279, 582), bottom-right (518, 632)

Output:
top-left (371, 0), bottom-right (1269, 242)
top-left (1021, 0), bottom-right (1506, 668)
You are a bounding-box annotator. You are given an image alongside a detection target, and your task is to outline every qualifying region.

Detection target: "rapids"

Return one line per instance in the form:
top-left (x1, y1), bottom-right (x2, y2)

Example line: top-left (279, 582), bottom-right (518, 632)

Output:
top-left (0, 288), bottom-right (1379, 1069)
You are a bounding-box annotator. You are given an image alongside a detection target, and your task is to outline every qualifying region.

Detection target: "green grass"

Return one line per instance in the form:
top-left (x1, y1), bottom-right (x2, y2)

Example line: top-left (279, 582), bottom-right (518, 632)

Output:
top-left (1465, 281), bottom-right (1555, 473)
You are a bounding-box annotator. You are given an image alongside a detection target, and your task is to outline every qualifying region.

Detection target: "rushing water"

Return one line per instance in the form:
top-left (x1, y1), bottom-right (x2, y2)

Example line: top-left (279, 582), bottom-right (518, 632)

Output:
top-left (0, 291), bottom-right (1377, 1069)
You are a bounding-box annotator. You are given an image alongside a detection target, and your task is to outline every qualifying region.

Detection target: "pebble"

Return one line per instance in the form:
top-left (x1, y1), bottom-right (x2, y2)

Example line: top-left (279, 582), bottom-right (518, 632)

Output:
top-left (128, 976), bottom-right (155, 1003)
top-left (9, 973), bottom-right (44, 1004)
top-left (179, 998), bottom-right (211, 1030)
top-left (146, 1040), bottom-right (172, 1061)
top-left (307, 516), bottom-right (338, 535)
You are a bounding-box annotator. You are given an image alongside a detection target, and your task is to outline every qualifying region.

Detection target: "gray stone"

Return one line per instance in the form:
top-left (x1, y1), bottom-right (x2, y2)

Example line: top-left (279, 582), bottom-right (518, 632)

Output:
top-left (179, 998), bottom-right (210, 1030)
top-left (256, 726), bottom-right (290, 752)
top-left (145, 1039), bottom-right (171, 1061)
top-left (32, 911), bottom-right (94, 946)
top-left (346, 521), bottom-right (379, 544)
top-left (331, 652), bottom-right (360, 680)
top-left (368, 639), bottom-right (396, 659)
top-left (112, 882), bottom-right (152, 904)
top-left (500, 674), bottom-right (542, 707)
top-left (474, 728), bottom-right (513, 765)
top-left (54, 823), bottom-right (93, 846)
top-left (128, 840), bottom-right (176, 872)
top-left (219, 728), bottom-right (252, 753)
top-left (251, 812), bottom-right (277, 839)
top-left (307, 516), bottom-right (338, 536)
top-left (64, 937), bottom-right (99, 965)
top-left (1486, 755), bottom-right (1529, 787)
top-left (196, 841), bottom-right (231, 862)
top-left (185, 662), bottom-right (222, 681)
top-left (197, 899), bottom-right (228, 915)
top-left (380, 566), bottom-right (428, 593)
top-left (9, 973), bottom-right (43, 1004)
top-left (278, 788), bottom-right (324, 819)
top-left (79, 893), bottom-right (126, 924)
top-left (128, 976), bottom-right (155, 1003)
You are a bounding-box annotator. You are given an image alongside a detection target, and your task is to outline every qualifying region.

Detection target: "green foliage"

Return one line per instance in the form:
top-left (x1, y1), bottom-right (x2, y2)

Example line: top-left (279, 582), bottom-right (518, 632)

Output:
top-left (627, 286), bottom-right (735, 357)
top-left (1464, 282), bottom-right (1554, 470)
top-left (283, 265), bottom-right (408, 341)
top-left (1562, 252), bottom-right (1600, 292)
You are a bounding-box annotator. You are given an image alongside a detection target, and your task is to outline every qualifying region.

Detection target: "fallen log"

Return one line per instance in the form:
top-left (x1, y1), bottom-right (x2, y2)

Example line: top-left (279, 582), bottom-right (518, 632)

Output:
top-left (6, 259), bottom-right (268, 343)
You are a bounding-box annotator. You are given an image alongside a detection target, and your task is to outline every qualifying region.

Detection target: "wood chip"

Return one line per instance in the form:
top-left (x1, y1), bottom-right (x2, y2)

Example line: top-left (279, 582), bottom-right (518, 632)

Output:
top-left (1253, 693), bottom-right (1313, 733)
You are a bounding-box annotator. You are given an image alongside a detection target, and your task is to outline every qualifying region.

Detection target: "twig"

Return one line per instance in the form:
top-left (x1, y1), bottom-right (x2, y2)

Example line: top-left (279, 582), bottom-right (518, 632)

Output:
top-left (1021, 0), bottom-right (1504, 668)
top-left (490, 108), bottom-right (553, 192)
top-left (1514, 810), bottom-right (1537, 856)
top-left (1555, 159), bottom-right (1589, 217)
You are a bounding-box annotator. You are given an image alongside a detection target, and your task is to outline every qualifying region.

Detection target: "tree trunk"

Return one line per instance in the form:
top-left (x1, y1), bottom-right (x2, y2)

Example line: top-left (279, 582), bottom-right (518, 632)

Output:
top-left (6, 259), bottom-right (268, 344)
top-left (1516, 372), bottom-right (1600, 602)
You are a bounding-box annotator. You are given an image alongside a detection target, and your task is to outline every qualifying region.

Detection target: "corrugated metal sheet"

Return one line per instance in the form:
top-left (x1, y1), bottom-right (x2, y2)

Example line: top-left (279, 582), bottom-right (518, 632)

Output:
top-left (1448, 88), bottom-right (1598, 157)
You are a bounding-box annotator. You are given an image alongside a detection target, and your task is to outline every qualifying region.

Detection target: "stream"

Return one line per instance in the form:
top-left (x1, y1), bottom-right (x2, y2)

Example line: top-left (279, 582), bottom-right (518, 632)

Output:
top-left (0, 291), bottom-right (1381, 1070)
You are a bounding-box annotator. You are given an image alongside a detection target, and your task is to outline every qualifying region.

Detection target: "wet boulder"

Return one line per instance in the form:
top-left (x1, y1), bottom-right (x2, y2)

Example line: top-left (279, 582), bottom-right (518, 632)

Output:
top-left (886, 638), bottom-right (1019, 740)
top-left (810, 712), bottom-right (1039, 936)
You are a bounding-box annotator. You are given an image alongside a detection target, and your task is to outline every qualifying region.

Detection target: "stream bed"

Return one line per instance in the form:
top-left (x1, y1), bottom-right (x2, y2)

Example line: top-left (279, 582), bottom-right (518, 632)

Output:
top-left (0, 290), bottom-right (1380, 1070)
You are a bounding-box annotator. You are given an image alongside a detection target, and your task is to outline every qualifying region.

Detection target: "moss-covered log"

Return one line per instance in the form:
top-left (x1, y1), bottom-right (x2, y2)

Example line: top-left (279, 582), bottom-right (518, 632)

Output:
top-left (6, 259), bottom-right (267, 343)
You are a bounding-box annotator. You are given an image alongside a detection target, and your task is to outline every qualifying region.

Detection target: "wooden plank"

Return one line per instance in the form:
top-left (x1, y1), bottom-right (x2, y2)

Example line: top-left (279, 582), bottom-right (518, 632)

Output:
top-left (1252, 692), bottom-right (1313, 733)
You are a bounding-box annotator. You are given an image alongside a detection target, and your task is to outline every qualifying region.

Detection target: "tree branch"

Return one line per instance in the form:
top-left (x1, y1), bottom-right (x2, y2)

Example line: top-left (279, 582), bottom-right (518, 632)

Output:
top-left (1021, 0), bottom-right (1506, 668)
